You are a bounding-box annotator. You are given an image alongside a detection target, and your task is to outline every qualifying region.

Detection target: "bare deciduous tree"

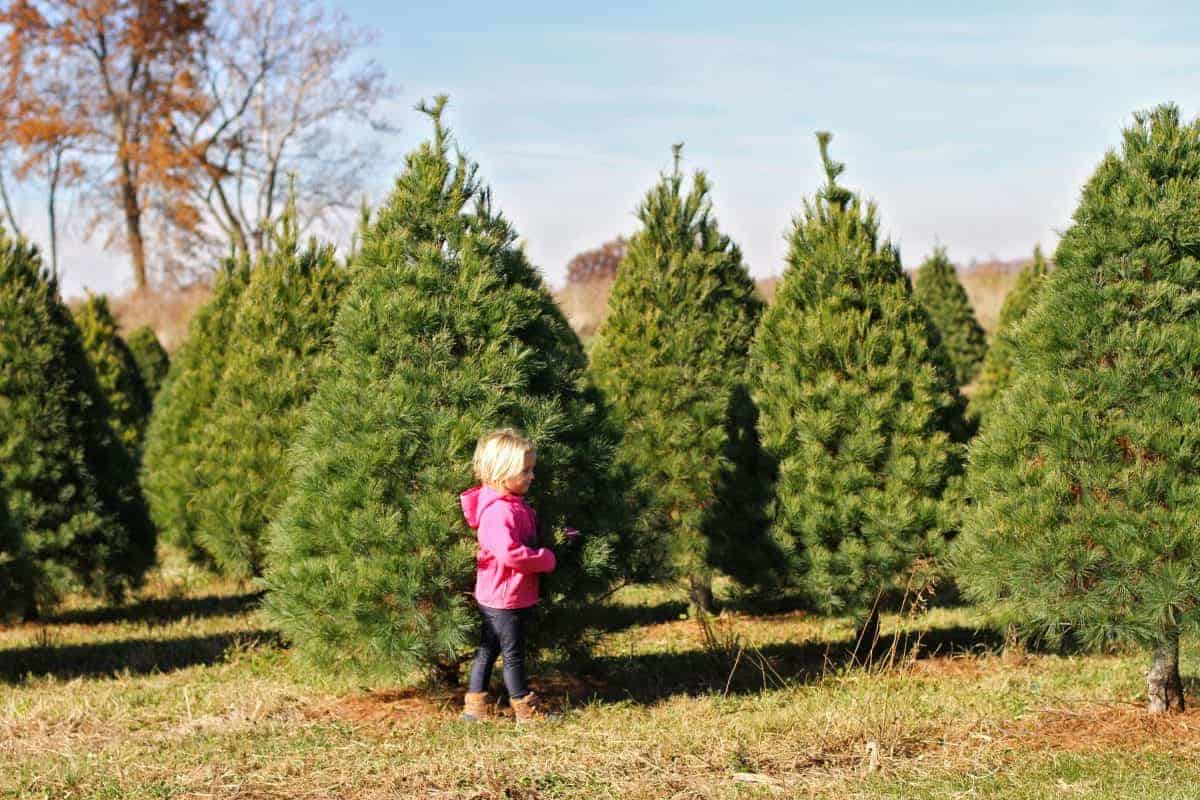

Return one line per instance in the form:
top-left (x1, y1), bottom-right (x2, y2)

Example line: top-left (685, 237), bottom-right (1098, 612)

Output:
top-left (178, 0), bottom-right (395, 272)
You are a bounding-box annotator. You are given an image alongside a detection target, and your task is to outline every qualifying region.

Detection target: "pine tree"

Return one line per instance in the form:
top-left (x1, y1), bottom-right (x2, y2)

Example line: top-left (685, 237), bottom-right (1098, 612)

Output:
top-left (126, 326), bottom-right (170, 402)
top-left (74, 294), bottom-right (153, 454)
top-left (912, 247), bottom-right (988, 386)
top-left (189, 212), bottom-right (350, 579)
top-left (749, 133), bottom-right (966, 621)
top-left (589, 145), bottom-right (767, 612)
top-left (969, 246), bottom-right (1050, 419)
top-left (952, 105), bottom-right (1200, 714)
top-left (140, 258), bottom-right (251, 559)
top-left (0, 475), bottom-right (33, 620)
top-left (0, 232), bottom-right (154, 613)
top-left (262, 98), bottom-right (628, 683)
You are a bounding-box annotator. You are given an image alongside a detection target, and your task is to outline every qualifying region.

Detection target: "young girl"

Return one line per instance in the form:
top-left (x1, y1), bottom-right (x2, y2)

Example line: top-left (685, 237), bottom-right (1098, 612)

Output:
top-left (460, 428), bottom-right (570, 723)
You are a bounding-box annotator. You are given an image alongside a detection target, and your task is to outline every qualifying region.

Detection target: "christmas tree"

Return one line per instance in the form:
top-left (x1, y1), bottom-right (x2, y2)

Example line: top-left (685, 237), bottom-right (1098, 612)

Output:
top-left (749, 133), bottom-right (966, 620)
top-left (589, 145), bottom-right (767, 611)
top-left (140, 257), bottom-right (251, 559)
top-left (126, 326), bottom-right (170, 402)
top-left (912, 248), bottom-right (988, 386)
top-left (969, 246), bottom-right (1050, 419)
top-left (953, 105), bottom-right (1200, 713)
top-left (0, 475), bottom-right (33, 620)
top-left (0, 232), bottom-right (154, 613)
top-left (262, 98), bottom-right (628, 683)
top-left (189, 211), bottom-right (349, 579)
top-left (74, 294), bottom-right (153, 454)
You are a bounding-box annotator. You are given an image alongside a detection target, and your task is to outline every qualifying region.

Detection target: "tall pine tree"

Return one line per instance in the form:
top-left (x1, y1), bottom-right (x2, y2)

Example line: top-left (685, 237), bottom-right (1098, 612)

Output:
top-left (262, 98), bottom-right (628, 683)
top-left (189, 212), bottom-right (350, 579)
top-left (953, 105), bottom-right (1200, 714)
top-left (749, 133), bottom-right (966, 621)
top-left (588, 145), bottom-right (767, 612)
top-left (969, 246), bottom-right (1050, 419)
top-left (0, 232), bottom-right (154, 613)
top-left (74, 294), bottom-right (153, 454)
top-left (126, 326), bottom-right (170, 402)
top-left (912, 247), bottom-right (988, 386)
top-left (140, 258), bottom-right (251, 560)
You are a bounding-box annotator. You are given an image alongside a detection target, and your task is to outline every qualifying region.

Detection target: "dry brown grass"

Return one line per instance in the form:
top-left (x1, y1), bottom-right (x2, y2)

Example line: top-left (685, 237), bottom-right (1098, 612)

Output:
top-left (65, 281), bottom-right (215, 354)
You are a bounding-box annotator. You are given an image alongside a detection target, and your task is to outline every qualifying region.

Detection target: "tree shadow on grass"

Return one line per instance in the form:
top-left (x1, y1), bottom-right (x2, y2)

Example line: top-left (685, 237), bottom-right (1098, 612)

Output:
top-left (43, 591), bottom-right (264, 627)
top-left (0, 628), bottom-right (282, 683)
top-left (580, 598), bottom-right (690, 634)
top-left (553, 624), bottom-right (1006, 707)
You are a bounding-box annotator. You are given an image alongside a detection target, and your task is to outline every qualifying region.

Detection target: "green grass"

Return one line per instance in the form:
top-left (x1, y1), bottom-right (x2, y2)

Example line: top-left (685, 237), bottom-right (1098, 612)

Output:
top-left (2, 558), bottom-right (1198, 799)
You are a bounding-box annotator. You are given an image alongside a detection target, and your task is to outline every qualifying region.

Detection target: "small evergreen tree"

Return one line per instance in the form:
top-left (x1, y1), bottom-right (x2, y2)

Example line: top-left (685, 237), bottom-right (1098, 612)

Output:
top-left (74, 294), bottom-right (153, 453)
top-left (588, 145), bottom-right (767, 612)
top-left (0, 475), bottom-right (33, 620)
top-left (953, 105), bottom-right (1200, 714)
top-left (912, 247), bottom-right (988, 386)
top-left (0, 232), bottom-right (154, 613)
top-left (190, 212), bottom-right (350, 578)
top-left (749, 133), bottom-right (966, 621)
top-left (140, 258), bottom-right (251, 559)
top-left (969, 246), bottom-right (1050, 419)
top-left (126, 325), bottom-right (171, 402)
top-left (263, 98), bottom-right (628, 683)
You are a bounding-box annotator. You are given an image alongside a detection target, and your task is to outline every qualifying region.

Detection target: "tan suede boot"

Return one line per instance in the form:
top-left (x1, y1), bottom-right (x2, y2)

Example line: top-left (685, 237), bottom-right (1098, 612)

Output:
top-left (462, 691), bottom-right (494, 722)
top-left (510, 691), bottom-right (556, 724)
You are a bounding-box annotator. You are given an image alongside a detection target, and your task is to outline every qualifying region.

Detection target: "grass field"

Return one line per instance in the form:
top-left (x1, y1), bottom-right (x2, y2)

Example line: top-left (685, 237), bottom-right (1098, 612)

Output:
top-left (3, 552), bottom-right (1198, 800)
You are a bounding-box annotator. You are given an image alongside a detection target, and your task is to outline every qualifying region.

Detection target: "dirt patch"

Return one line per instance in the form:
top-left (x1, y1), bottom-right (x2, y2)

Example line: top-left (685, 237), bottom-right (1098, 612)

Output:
top-left (314, 688), bottom-right (451, 726)
top-left (1009, 703), bottom-right (1200, 754)
top-left (314, 675), bottom-right (612, 728)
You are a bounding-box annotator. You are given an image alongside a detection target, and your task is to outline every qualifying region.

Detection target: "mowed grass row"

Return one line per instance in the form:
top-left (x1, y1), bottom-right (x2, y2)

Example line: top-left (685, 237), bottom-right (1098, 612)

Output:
top-left (3, 563), bottom-right (1200, 799)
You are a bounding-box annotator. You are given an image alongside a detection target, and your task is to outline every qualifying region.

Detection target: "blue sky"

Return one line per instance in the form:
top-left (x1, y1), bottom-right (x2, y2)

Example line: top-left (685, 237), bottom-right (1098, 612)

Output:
top-left (25, 1), bottom-right (1200, 297)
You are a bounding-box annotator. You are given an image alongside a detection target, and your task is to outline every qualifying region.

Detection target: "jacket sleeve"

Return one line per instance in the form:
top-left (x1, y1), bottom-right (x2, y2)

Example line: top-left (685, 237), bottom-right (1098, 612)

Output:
top-left (478, 504), bottom-right (556, 574)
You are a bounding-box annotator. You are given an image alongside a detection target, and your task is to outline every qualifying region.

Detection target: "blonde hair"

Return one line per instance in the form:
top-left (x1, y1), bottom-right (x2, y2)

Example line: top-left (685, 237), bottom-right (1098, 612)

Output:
top-left (472, 428), bottom-right (536, 488)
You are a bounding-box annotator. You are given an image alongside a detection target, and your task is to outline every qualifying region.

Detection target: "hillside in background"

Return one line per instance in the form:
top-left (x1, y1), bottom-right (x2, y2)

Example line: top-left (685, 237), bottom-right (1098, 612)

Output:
top-left (73, 256), bottom-right (1032, 353)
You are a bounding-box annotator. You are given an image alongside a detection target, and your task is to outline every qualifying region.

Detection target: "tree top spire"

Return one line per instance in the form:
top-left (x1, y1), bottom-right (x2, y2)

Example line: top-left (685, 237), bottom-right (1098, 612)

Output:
top-left (815, 131), bottom-right (854, 211)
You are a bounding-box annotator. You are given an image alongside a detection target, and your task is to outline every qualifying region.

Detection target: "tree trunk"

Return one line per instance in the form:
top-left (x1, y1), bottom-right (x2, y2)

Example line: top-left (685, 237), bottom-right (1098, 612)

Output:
top-left (688, 572), bottom-right (714, 615)
top-left (1146, 630), bottom-right (1185, 714)
top-left (0, 164), bottom-right (21, 238)
top-left (119, 168), bottom-right (148, 291)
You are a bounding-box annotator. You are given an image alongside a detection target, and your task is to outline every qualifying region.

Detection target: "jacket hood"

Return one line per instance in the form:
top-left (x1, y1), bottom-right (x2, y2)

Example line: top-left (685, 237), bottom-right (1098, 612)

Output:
top-left (460, 484), bottom-right (511, 529)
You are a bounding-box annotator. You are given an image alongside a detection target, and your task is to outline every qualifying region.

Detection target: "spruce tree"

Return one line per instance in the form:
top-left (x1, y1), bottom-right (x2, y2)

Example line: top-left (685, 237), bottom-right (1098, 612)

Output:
top-left (749, 133), bottom-right (966, 620)
top-left (74, 294), bottom-right (153, 453)
top-left (262, 98), bottom-right (628, 683)
top-left (589, 145), bottom-right (767, 612)
top-left (0, 232), bottom-right (154, 612)
top-left (953, 105), bottom-right (1200, 714)
top-left (126, 325), bottom-right (170, 402)
top-left (969, 246), bottom-right (1050, 419)
top-left (140, 257), bottom-right (251, 559)
top-left (912, 247), bottom-right (988, 386)
top-left (189, 212), bottom-right (349, 579)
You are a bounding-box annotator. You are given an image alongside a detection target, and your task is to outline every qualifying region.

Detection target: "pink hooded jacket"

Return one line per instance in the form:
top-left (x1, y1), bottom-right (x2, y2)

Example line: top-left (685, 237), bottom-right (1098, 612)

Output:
top-left (460, 484), bottom-right (556, 610)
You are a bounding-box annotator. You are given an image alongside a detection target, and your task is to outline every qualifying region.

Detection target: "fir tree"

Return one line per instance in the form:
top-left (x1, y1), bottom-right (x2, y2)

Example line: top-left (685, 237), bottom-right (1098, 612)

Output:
top-left (912, 247), bottom-right (988, 386)
top-left (0, 232), bottom-right (154, 613)
top-left (953, 105), bottom-right (1200, 714)
top-left (749, 133), bottom-right (966, 621)
top-left (189, 212), bottom-right (349, 579)
top-left (969, 246), bottom-right (1050, 419)
top-left (262, 98), bottom-right (628, 683)
top-left (140, 258), bottom-right (251, 559)
top-left (589, 145), bottom-right (767, 612)
top-left (126, 326), bottom-right (170, 402)
top-left (74, 294), bottom-right (153, 454)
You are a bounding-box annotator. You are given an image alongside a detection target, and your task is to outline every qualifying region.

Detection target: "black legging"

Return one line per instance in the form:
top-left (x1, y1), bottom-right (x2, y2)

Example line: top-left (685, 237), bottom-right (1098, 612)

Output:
top-left (468, 605), bottom-right (531, 698)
